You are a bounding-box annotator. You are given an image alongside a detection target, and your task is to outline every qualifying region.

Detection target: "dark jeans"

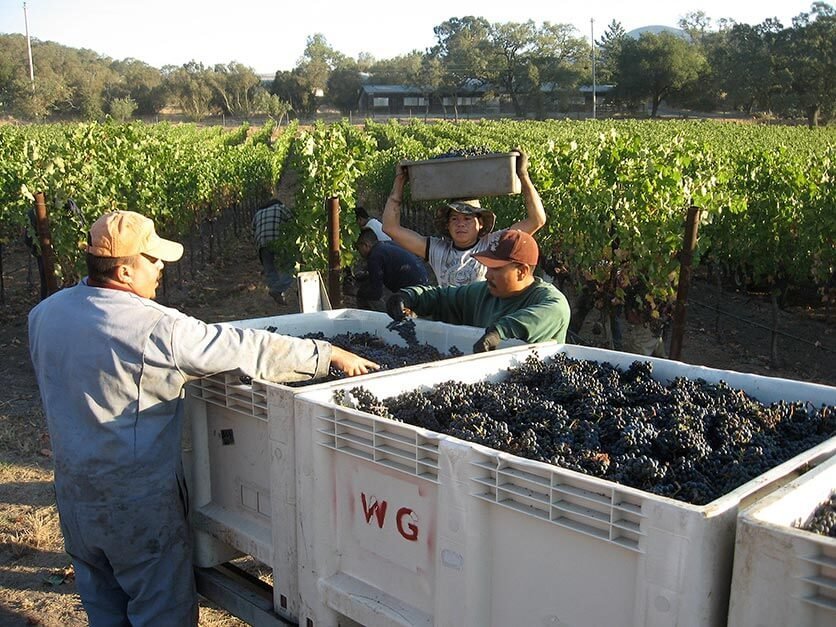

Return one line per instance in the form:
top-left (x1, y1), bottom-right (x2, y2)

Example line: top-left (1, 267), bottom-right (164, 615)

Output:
top-left (259, 247), bottom-right (294, 299)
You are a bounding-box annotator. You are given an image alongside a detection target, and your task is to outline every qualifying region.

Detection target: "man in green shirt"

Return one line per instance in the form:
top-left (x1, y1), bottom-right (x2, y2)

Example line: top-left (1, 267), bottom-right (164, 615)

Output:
top-left (386, 229), bottom-right (570, 352)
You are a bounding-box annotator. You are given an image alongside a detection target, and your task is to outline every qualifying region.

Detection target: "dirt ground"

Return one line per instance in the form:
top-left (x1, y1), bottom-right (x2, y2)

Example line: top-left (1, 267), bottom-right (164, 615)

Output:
top-left (0, 222), bottom-right (833, 626)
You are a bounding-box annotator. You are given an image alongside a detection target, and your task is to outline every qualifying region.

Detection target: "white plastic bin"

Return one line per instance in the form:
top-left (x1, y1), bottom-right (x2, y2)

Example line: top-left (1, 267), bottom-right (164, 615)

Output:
top-left (728, 454), bottom-right (836, 627)
top-left (292, 343), bottom-right (836, 627)
top-left (183, 309), bottom-right (520, 617)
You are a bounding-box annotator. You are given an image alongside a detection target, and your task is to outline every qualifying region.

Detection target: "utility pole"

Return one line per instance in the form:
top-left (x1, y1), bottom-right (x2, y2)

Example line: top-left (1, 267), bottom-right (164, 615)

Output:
top-left (591, 18), bottom-right (597, 119)
top-left (23, 2), bottom-right (35, 93)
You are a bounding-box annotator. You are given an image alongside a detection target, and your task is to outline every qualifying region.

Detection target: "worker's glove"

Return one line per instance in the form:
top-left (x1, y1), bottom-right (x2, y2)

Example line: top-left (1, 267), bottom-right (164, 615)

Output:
top-left (386, 292), bottom-right (411, 321)
top-left (473, 328), bottom-right (501, 353)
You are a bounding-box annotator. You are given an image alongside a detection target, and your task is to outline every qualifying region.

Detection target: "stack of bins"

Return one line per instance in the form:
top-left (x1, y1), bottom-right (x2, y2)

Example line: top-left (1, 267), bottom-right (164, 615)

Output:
top-left (182, 309), bottom-right (521, 619)
top-left (292, 343), bottom-right (836, 627)
top-left (728, 454), bottom-right (836, 626)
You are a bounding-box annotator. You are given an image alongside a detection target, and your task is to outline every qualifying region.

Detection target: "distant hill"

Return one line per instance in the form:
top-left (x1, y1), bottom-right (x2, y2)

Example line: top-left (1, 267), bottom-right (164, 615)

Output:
top-left (626, 25), bottom-right (690, 40)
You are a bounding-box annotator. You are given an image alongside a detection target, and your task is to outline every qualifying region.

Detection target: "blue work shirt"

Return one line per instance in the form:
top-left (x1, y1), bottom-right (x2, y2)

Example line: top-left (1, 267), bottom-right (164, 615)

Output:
top-left (28, 279), bottom-right (331, 504)
top-left (358, 241), bottom-right (429, 301)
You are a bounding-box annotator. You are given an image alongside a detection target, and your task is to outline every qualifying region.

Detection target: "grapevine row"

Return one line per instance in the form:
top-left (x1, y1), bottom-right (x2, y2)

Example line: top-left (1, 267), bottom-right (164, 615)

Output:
top-left (0, 120), bottom-right (296, 281)
top-left (350, 119), bottom-right (836, 320)
top-left (1, 119), bottom-right (833, 317)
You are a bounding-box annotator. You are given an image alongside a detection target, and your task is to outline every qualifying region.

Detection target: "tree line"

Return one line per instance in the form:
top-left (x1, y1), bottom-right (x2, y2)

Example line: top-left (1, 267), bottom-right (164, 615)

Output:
top-left (0, 3), bottom-right (832, 125)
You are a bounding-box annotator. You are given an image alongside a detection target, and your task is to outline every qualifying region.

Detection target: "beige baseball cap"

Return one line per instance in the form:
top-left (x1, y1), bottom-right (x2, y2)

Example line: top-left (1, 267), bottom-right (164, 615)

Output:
top-left (87, 211), bottom-right (183, 261)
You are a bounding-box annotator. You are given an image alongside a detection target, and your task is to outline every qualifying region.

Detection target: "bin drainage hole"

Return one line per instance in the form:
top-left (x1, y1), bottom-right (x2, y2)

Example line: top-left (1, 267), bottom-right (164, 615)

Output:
top-left (654, 595), bottom-right (671, 612)
top-left (220, 429), bottom-right (235, 445)
top-left (441, 549), bottom-right (463, 570)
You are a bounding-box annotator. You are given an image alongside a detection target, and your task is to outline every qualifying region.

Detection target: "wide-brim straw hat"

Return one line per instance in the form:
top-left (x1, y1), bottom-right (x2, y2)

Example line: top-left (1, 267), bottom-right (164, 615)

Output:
top-left (434, 199), bottom-right (496, 239)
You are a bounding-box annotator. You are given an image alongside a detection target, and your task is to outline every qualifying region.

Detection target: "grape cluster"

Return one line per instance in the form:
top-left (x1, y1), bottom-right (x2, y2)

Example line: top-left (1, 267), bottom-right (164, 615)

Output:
top-left (431, 146), bottom-right (494, 160)
top-left (386, 318), bottom-right (419, 346)
top-left (284, 330), bottom-right (462, 387)
top-left (797, 493), bottom-right (836, 538)
top-left (333, 352), bottom-right (836, 505)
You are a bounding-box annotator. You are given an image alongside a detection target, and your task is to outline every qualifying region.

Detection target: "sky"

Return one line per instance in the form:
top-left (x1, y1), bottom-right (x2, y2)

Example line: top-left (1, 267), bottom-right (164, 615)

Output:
top-left (0, 0), bottom-right (824, 75)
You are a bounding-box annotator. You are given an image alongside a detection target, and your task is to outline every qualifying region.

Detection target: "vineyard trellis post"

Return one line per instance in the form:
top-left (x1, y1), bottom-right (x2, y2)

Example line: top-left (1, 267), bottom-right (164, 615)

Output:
top-left (34, 192), bottom-right (59, 297)
top-left (207, 219), bottom-right (215, 263)
top-left (326, 196), bottom-right (342, 308)
top-left (770, 291), bottom-right (781, 368)
top-left (669, 206), bottom-right (702, 360)
top-left (215, 216), bottom-right (223, 260)
top-left (174, 256), bottom-right (182, 291)
top-left (198, 220), bottom-right (206, 268)
top-left (231, 202), bottom-right (240, 239)
top-left (0, 243), bottom-right (5, 305)
top-left (186, 234), bottom-right (196, 281)
top-left (713, 261), bottom-right (723, 336)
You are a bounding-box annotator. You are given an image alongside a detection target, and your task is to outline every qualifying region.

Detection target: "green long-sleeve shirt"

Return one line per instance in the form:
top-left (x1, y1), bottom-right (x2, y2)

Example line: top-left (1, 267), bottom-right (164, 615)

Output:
top-left (402, 278), bottom-right (570, 343)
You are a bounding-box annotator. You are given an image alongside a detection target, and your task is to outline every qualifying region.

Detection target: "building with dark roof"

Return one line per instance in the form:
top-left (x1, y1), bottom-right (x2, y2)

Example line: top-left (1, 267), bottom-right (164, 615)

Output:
top-left (358, 82), bottom-right (493, 115)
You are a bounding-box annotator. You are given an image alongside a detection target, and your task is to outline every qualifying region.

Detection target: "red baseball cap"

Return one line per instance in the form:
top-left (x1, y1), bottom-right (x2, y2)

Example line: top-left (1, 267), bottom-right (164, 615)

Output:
top-left (472, 229), bottom-right (539, 268)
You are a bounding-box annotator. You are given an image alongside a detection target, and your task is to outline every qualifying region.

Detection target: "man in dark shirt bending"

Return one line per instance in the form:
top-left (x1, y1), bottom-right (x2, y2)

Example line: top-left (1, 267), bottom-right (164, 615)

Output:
top-left (354, 228), bottom-right (429, 311)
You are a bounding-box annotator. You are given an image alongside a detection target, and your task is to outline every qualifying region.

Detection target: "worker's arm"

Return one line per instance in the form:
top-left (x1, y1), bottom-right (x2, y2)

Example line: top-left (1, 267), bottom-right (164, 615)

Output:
top-left (401, 283), bottom-right (474, 325)
top-left (507, 150), bottom-right (546, 236)
top-left (169, 314), bottom-right (379, 383)
top-left (382, 163), bottom-right (429, 259)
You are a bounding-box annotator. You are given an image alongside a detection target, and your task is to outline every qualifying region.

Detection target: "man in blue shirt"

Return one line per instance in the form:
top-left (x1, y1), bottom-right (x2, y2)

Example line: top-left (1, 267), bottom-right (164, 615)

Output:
top-left (28, 210), bottom-right (378, 627)
top-left (354, 228), bottom-right (429, 311)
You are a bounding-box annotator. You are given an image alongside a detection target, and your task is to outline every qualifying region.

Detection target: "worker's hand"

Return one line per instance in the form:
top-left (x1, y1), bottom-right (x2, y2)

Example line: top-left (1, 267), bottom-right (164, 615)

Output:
top-left (394, 162), bottom-right (409, 182)
top-left (473, 328), bottom-right (501, 353)
top-left (329, 346), bottom-right (380, 377)
top-left (386, 292), bottom-right (411, 321)
top-left (513, 148), bottom-right (530, 179)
